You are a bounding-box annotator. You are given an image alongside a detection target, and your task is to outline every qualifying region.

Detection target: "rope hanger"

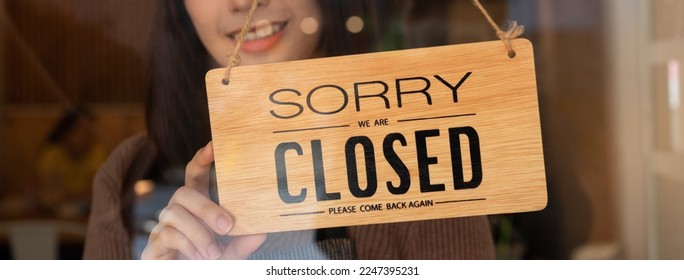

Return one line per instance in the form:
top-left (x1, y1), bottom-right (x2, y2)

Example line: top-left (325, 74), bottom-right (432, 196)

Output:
top-left (222, 0), bottom-right (524, 85)
top-left (222, 0), bottom-right (260, 85)
top-left (472, 0), bottom-right (525, 58)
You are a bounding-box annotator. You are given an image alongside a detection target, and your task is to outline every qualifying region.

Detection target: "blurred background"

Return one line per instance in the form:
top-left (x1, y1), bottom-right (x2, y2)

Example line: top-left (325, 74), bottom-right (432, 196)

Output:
top-left (0, 0), bottom-right (682, 260)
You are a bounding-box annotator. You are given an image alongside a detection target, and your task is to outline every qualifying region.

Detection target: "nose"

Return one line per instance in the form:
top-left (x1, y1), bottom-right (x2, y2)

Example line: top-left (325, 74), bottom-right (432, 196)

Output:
top-left (229, 0), bottom-right (268, 13)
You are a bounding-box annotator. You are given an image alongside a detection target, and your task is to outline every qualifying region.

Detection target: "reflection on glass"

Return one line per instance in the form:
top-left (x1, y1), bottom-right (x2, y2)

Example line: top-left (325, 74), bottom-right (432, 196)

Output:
top-left (346, 16), bottom-right (364, 34)
top-left (667, 59), bottom-right (682, 152)
top-left (300, 17), bottom-right (319, 35)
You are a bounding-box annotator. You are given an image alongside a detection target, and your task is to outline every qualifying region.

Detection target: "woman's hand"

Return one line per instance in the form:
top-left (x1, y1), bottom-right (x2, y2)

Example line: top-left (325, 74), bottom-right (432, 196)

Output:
top-left (141, 142), bottom-right (267, 259)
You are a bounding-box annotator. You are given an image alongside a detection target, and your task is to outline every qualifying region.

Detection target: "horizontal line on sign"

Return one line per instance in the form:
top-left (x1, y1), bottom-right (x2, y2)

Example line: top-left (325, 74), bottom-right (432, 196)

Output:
top-left (279, 211), bottom-right (325, 217)
top-left (273, 124), bottom-right (350, 134)
top-left (397, 113), bottom-right (477, 123)
top-left (435, 198), bottom-right (487, 204)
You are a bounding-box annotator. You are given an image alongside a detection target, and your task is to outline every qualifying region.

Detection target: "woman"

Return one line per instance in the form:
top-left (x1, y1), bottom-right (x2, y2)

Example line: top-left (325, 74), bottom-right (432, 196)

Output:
top-left (84, 0), bottom-right (494, 260)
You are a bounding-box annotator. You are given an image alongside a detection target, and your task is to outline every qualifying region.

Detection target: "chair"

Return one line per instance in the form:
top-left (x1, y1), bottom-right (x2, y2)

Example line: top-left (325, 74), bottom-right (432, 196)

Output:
top-left (0, 220), bottom-right (86, 260)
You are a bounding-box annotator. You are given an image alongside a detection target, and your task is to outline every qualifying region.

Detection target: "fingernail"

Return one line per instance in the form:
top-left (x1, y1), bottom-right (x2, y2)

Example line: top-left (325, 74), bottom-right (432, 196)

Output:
top-left (207, 243), bottom-right (221, 260)
top-left (217, 216), bottom-right (232, 234)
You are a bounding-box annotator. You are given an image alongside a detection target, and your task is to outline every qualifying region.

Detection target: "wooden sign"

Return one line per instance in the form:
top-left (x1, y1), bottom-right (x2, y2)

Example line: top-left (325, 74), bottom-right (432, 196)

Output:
top-left (206, 39), bottom-right (546, 235)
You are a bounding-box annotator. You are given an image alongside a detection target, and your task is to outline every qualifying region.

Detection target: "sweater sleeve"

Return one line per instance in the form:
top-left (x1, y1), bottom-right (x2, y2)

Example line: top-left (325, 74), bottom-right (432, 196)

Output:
top-left (83, 134), bottom-right (149, 259)
top-left (349, 216), bottom-right (495, 259)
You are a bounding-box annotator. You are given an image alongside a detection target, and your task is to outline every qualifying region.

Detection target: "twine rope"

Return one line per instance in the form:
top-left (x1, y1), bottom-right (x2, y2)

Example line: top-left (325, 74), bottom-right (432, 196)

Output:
top-left (223, 0), bottom-right (261, 85)
top-left (222, 0), bottom-right (521, 85)
top-left (472, 0), bottom-right (525, 58)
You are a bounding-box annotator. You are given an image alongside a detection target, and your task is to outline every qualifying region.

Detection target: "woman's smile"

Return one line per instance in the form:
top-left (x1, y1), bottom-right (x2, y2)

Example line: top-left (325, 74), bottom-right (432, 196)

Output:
top-left (185, 0), bottom-right (322, 66)
top-left (229, 20), bottom-right (288, 53)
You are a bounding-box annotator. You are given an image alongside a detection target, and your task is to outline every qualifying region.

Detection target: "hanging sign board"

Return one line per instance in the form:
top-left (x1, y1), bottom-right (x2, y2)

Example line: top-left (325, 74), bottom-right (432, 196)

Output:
top-left (206, 39), bottom-right (547, 235)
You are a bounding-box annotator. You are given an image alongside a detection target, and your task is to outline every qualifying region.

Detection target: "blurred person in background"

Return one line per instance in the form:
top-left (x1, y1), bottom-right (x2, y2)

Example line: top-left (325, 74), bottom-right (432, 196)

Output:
top-left (36, 107), bottom-right (106, 219)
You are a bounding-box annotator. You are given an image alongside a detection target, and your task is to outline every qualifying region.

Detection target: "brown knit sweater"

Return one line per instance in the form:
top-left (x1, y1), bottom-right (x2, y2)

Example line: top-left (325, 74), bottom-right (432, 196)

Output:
top-left (83, 134), bottom-right (495, 259)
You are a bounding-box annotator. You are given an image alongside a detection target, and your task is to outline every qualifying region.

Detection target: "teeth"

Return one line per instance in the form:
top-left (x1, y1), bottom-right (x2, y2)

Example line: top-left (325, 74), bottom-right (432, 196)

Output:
top-left (241, 22), bottom-right (282, 41)
top-left (256, 24), bottom-right (273, 38)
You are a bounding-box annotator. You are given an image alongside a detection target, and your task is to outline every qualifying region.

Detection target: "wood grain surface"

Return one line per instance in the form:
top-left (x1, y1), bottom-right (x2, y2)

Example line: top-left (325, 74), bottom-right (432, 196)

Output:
top-left (206, 39), bottom-right (546, 235)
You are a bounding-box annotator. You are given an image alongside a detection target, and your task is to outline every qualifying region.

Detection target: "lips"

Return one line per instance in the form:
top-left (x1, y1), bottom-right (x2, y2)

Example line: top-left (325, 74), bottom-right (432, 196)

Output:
top-left (227, 20), bottom-right (288, 53)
